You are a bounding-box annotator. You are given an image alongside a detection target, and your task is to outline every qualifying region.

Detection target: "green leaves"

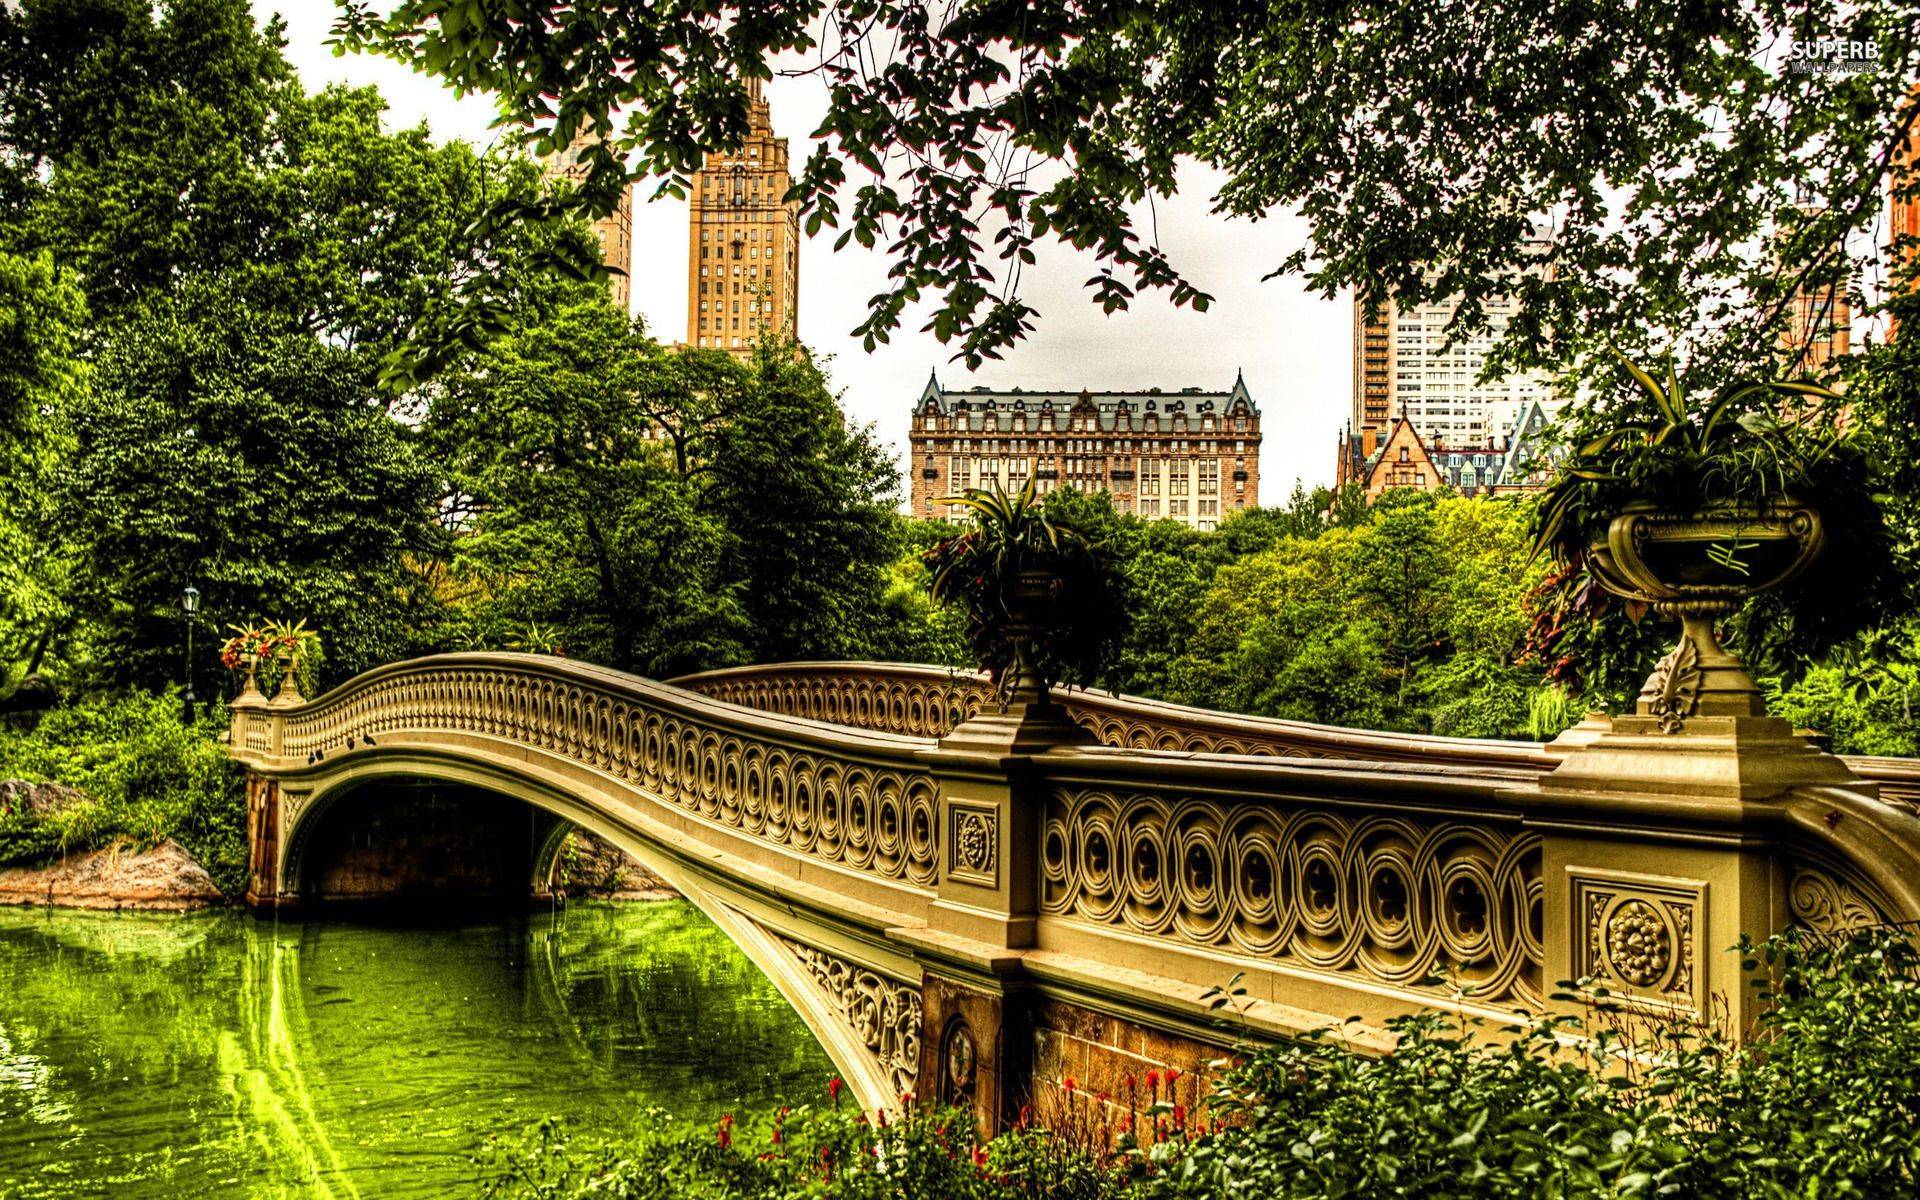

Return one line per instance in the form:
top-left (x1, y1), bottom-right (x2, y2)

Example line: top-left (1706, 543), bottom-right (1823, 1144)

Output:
top-left (1529, 350), bottom-right (1853, 569)
top-left (923, 480), bottom-right (1127, 693)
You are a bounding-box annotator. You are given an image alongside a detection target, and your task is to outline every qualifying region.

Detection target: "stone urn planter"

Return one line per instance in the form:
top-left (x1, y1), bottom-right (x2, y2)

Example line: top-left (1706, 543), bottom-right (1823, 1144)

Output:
top-left (1585, 500), bottom-right (1825, 732)
top-left (996, 566), bottom-right (1060, 711)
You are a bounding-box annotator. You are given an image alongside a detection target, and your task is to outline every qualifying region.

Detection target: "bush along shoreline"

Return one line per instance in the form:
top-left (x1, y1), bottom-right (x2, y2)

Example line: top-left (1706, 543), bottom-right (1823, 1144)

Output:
top-left (0, 686), bottom-right (677, 910)
top-left (480, 928), bottom-right (1920, 1199)
top-left (0, 690), bottom-right (246, 906)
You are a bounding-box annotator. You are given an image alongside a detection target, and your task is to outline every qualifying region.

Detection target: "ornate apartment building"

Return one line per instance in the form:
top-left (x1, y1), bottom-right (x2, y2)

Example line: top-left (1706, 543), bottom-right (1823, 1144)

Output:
top-left (686, 80), bottom-right (801, 355)
top-left (908, 374), bottom-right (1261, 531)
top-left (541, 132), bottom-right (634, 312)
top-left (1334, 402), bottom-right (1558, 502)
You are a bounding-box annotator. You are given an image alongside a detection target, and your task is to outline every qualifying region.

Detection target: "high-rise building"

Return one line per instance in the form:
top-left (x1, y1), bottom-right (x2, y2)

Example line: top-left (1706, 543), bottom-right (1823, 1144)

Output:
top-left (1779, 269), bottom-right (1851, 371)
top-left (1890, 85), bottom-right (1920, 336)
top-left (686, 81), bottom-right (801, 355)
top-left (541, 131), bottom-right (634, 312)
top-left (1352, 297), bottom-right (1391, 439)
top-left (908, 374), bottom-right (1261, 531)
top-left (1372, 291), bottom-right (1557, 449)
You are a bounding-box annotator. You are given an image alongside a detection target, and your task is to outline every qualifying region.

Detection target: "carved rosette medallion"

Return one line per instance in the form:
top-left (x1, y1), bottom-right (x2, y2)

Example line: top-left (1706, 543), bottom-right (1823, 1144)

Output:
top-left (1604, 899), bottom-right (1671, 986)
top-left (1573, 873), bottom-right (1701, 1010)
top-left (947, 804), bottom-right (999, 885)
top-left (779, 937), bottom-right (922, 1099)
top-left (959, 814), bottom-right (992, 872)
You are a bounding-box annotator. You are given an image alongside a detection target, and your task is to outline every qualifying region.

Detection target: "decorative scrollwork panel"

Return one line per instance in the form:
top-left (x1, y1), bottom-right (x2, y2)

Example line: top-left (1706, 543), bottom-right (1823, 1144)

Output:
top-left (780, 937), bottom-right (923, 1100)
top-left (1041, 788), bottom-right (1544, 1009)
top-left (1788, 858), bottom-right (1894, 934)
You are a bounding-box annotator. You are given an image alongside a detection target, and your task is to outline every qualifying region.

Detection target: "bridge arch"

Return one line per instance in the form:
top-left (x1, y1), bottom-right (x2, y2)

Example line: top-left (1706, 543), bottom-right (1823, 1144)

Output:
top-left (241, 676), bottom-right (938, 1114)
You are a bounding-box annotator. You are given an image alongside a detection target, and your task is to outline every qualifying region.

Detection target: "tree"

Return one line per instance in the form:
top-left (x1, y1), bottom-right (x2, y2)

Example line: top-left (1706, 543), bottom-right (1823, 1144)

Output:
top-left (428, 300), bottom-right (752, 676)
top-left (338, 0), bottom-right (1919, 385)
top-left (57, 283), bottom-right (435, 692)
top-left (0, 0), bottom-right (601, 689)
top-left (0, 0), bottom-right (291, 319)
top-left (0, 250), bottom-right (86, 676)
top-left (1353, 492), bottom-right (1447, 708)
top-left (697, 343), bottom-right (901, 664)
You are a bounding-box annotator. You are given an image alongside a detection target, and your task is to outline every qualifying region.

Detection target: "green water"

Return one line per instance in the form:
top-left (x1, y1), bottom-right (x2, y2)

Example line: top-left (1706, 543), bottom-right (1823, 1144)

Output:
top-left (0, 901), bottom-right (834, 1198)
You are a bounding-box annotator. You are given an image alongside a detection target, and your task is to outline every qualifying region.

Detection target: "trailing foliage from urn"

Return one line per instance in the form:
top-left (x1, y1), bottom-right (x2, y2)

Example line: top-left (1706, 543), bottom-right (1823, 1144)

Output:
top-left (486, 928), bottom-right (1920, 1199)
top-left (1525, 355), bottom-right (1896, 688)
top-left (1529, 354), bottom-right (1855, 568)
top-left (924, 481), bottom-right (1127, 696)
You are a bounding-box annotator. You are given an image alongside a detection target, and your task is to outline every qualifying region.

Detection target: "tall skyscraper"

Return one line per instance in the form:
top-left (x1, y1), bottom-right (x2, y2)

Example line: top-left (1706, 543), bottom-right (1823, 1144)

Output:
top-left (1891, 85), bottom-right (1920, 335)
top-left (1352, 298), bottom-right (1391, 440)
top-left (687, 81), bottom-right (801, 355)
top-left (541, 131), bottom-right (634, 312)
top-left (1369, 290), bottom-right (1557, 449)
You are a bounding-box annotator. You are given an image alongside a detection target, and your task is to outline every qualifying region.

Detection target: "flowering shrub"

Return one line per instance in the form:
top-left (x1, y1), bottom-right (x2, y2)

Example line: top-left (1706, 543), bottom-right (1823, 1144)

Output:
top-left (478, 1082), bottom-right (1117, 1200)
top-left (484, 928), bottom-right (1920, 1199)
top-left (219, 618), bottom-right (323, 697)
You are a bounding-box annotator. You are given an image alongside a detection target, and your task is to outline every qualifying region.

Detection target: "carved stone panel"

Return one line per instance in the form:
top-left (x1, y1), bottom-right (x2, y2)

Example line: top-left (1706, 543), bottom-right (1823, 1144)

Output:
top-left (1787, 860), bottom-right (1891, 934)
top-left (946, 801), bottom-right (999, 886)
top-left (1569, 869), bottom-right (1704, 1013)
top-left (779, 937), bottom-right (923, 1100)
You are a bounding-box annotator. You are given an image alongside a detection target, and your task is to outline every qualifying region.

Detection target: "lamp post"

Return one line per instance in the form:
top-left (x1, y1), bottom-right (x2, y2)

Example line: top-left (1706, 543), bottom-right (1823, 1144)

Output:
top-left (181, 586), bottom-right (200, 724)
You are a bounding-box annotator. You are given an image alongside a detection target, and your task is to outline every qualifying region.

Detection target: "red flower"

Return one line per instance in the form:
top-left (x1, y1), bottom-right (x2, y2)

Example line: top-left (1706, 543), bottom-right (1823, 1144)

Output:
top-left (1063, 1076), bottom-right (1076, 1095)
top-left (828, 1077), bottom-right (844, 1104)
top-left (1165, 1068), bottom-right (1181, 1089)
top-left (716, 1113), bottom-right (734, 1150)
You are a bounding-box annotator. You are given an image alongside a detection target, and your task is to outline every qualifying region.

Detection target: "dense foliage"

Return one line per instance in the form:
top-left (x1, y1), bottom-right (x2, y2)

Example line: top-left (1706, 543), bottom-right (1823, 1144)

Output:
top-left (0, 693), bottom-right (245, 892)
top-left (925, 482), bottom-right (1127, 694)
top-left (485, 929), bottom-right (1920, 1199)
top-left (481, 1099), bottom-right (1117, 1200)
top-left (0, 0), bottom-right (933, 885)
top-left (338, 0), bottom-right (1918, 388)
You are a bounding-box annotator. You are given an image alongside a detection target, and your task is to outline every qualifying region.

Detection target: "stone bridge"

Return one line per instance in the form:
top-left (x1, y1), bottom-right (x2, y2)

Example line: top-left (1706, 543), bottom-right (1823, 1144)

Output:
top-left (229, 654), bottom-right (1920, 1127)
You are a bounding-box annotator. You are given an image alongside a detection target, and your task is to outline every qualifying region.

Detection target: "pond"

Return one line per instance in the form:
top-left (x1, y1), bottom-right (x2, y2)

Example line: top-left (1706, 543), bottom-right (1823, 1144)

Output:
top-left (0, 900), bottom-right (833, 1197)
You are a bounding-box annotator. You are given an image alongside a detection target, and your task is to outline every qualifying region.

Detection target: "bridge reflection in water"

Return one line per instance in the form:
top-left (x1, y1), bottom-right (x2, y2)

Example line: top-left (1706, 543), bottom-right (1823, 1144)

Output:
top-left (231, 654), bottom-right (1920, 1131)
top-left (0, 903), bottom-right (830, 1198)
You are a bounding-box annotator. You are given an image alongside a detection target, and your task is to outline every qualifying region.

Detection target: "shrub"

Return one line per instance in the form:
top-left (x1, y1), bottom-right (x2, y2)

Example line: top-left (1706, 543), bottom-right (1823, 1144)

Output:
top-left (0, 689), bottom-right (246, 893)
top-left (1141, 928), bottom-right (1920, 1200)
top-left (483, 930), bottom-right (1920, 1200)
top-left (479, 1090), bottom-right (1119, 1200)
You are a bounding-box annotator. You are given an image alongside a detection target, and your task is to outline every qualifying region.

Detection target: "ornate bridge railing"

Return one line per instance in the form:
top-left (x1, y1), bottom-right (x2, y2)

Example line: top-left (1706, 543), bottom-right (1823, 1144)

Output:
top-left (237, 655), bottom-right (947, 905)
top-left (231, 654), bottom-right (1920, 1126)
top-left (673, 661), bottom-right (1920, 805)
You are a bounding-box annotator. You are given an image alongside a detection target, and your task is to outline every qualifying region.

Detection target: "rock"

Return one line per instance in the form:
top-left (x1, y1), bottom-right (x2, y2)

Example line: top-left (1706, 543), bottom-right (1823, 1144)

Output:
top-left (0, 778), bottom-right (87, 818)
top-left (555, 830), bottom-right (680, 901)
top-left (0, 839), bottom-right (226, 910)
top-left (0, 673), bottom-right (57, 716)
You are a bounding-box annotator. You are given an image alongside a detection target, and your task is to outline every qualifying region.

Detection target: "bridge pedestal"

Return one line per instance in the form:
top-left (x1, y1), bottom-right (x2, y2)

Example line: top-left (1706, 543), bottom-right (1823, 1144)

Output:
top-left (244, 773), bottom-right (288, 911)
top-left (1533, 684), bottom-right (1872, 1031)
top-left (912, 695), bottom-right (1091, 1128)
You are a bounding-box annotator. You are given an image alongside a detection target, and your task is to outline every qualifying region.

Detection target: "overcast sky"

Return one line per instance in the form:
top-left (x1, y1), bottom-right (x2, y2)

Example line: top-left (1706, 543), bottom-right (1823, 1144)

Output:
top-left (258, 5), bottom-right (1352, 498)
